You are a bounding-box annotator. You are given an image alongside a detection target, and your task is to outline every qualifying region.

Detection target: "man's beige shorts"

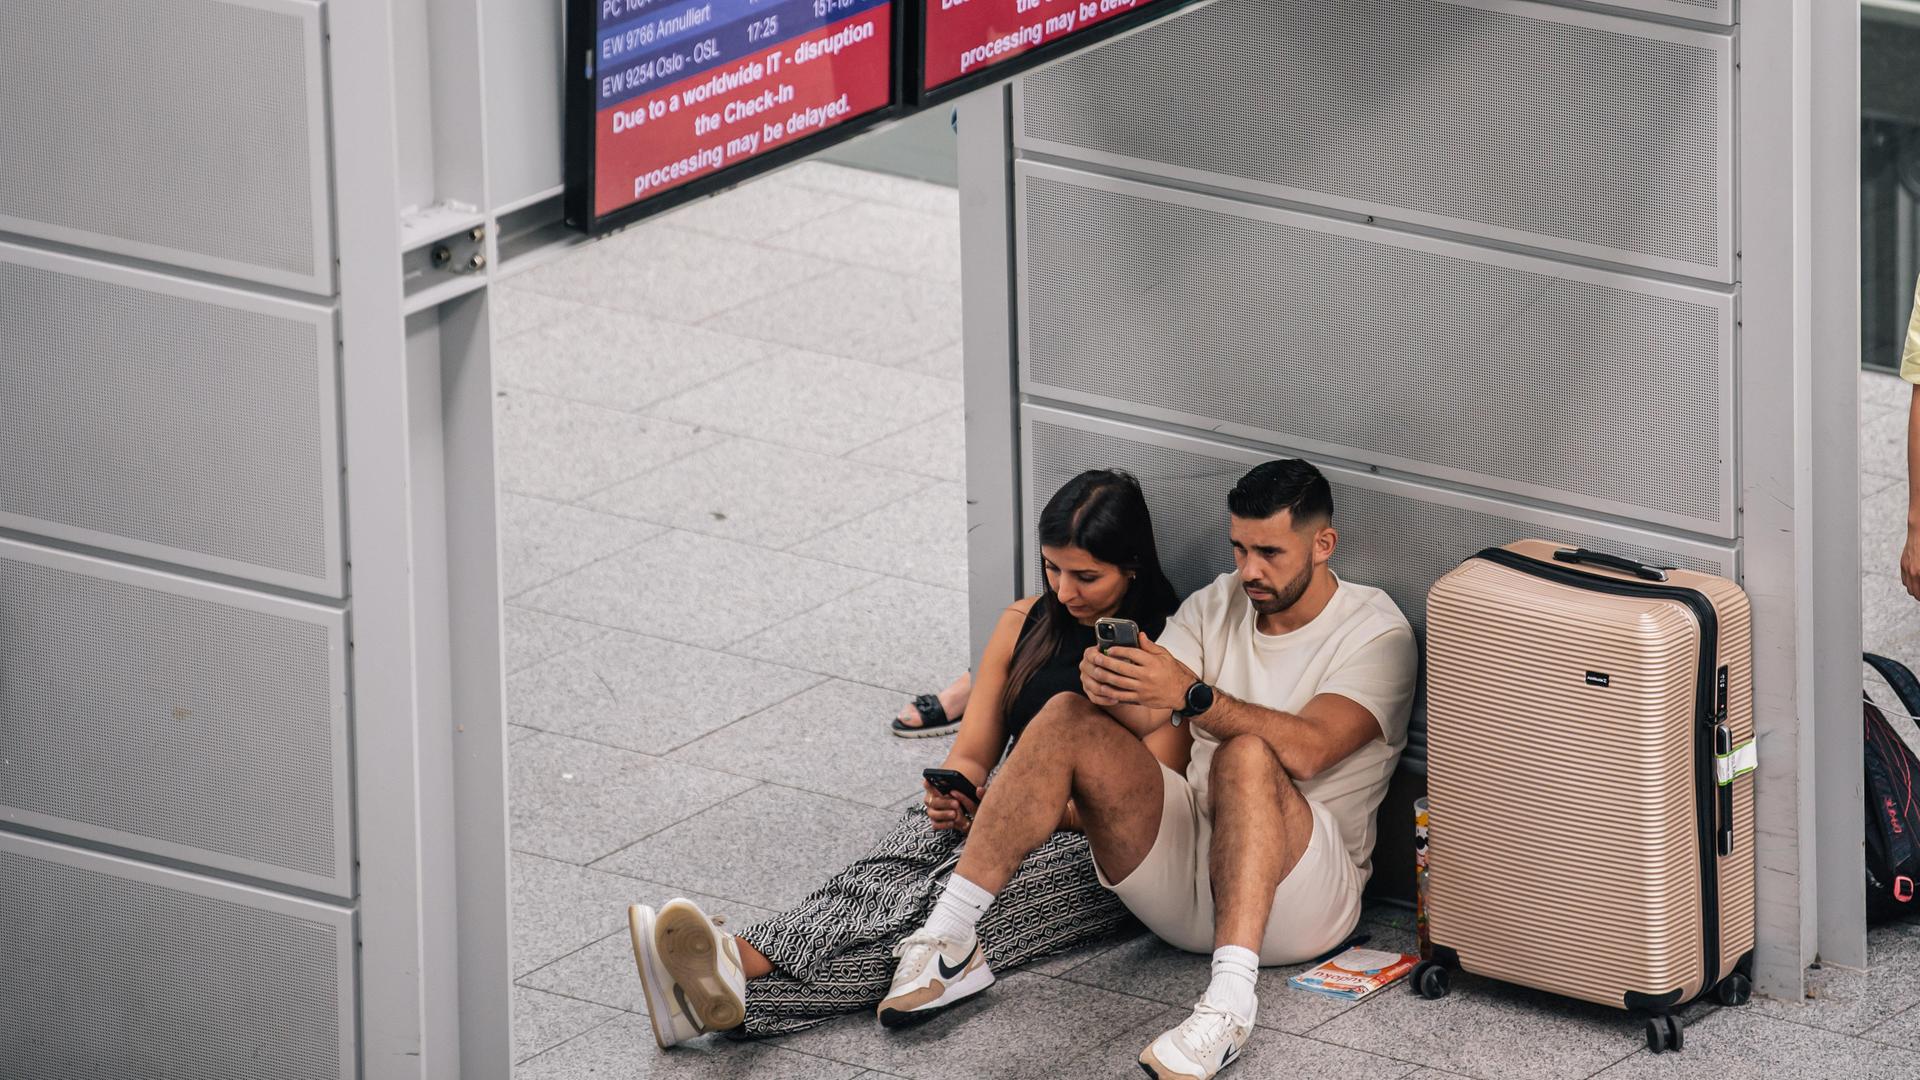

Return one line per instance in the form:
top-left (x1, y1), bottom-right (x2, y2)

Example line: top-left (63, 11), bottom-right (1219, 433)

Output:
top-left (1094, 763), bottom-right (1364, 964)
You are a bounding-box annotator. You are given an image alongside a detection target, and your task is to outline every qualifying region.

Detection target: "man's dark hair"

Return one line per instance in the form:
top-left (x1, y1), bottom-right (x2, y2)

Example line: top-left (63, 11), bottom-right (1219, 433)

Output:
top-left (1227, 459), bottom-right (1333, 526)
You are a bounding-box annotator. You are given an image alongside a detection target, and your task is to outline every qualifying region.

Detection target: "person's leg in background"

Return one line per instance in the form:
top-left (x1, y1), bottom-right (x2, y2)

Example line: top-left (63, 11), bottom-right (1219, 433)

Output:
top-left (892, 670), bottom-right (973, 737)
top-left (1898, 274), bottom-right (1920, 599)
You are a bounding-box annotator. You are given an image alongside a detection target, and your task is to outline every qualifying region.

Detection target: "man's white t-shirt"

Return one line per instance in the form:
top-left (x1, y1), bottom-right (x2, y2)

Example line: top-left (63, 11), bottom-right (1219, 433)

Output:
top-left (1156, 570), bottom-right (1419, 883)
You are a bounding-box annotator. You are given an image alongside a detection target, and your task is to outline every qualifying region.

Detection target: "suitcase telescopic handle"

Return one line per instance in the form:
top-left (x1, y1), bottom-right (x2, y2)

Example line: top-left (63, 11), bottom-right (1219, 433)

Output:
top-left (1551, 547), bottom-right (1670, 583)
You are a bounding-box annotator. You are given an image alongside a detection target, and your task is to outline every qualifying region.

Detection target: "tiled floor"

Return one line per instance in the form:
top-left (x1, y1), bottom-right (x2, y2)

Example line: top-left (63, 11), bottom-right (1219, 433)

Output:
top-left (498, 160), bottom-right (1920, 1078)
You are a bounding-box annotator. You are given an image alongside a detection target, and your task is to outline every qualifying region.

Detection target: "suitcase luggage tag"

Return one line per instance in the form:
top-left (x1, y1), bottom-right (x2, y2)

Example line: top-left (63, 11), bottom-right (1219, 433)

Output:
top-left (1710, 666), bottom-right (1752, 856)
top-left (1712, 738), bottom-right (1757, 784)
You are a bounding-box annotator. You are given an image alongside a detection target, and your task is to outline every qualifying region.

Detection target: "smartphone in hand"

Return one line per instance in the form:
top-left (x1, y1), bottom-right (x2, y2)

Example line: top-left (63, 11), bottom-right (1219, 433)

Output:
top-left (922, 767), bottom-right (980, 805)
top-left (1095, 617), bottom-right (1140, 653)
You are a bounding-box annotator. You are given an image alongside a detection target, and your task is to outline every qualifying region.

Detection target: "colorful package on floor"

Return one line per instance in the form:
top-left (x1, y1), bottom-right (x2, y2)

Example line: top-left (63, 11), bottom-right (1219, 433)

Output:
top-left (1288, 947), bottom-right (1420, 1002)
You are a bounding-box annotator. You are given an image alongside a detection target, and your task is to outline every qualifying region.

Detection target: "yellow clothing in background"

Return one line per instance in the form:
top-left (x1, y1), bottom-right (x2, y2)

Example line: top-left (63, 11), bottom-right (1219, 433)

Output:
top-left (1903, 274), bottom-right (1920, 384)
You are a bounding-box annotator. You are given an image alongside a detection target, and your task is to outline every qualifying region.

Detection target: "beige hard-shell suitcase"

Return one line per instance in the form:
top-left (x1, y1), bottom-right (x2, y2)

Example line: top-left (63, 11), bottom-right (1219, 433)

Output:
top-left (1416, 540), bottom-right (1756, 1053)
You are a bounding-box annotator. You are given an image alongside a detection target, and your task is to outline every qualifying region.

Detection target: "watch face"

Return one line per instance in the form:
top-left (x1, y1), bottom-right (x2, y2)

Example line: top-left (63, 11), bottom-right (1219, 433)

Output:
top-left (1183, 681), bottom-right (1213, 717)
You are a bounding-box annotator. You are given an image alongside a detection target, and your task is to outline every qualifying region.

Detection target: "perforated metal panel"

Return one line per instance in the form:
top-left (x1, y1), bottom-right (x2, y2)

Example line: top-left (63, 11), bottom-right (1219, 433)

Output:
top-left (1017, 165), bottom-right (1736, 536)
top-left (1586, 0), bottom-right (1733, 24)
top-left (0, 538), bottom-right (350, 895)
top-left (0, 0), bottom-right (334, 293)
top-left (1016, 0), bottom-right (1734, 280)
top-left (1022, 408), bottom-right (1736, 634)
top-left (0, 832), bottom-right (352, 1080)
top-left (1024, 407), bottom-right (1740, 764)
top-left (0, 242), bottom-right (343, 596)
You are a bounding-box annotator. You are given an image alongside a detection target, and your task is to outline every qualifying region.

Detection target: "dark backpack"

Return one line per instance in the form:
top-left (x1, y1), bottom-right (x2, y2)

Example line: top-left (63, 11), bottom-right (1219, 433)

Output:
top-left (1864, 652), bottom-right (1920, 922)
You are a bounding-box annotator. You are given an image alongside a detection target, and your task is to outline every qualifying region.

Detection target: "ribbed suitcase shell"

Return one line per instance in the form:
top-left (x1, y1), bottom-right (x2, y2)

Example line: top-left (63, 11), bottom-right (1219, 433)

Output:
top-left (1425, 539), bottom-right (1755, 1009)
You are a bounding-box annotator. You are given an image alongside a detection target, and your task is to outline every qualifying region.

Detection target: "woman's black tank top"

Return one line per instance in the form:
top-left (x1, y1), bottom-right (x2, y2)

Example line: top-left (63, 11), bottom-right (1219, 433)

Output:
top-left (1003, 606), bottom-right (1098, 742)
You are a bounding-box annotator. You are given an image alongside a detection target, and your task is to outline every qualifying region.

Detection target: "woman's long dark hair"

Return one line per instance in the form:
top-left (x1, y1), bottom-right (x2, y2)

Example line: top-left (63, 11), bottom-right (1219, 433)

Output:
top-left (1001, 469), bottom-right (1181, 721)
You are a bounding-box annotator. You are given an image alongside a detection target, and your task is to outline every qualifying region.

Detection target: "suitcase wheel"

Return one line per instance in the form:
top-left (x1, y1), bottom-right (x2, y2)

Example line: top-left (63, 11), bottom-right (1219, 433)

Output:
top-left (1645, 1014), bottom-right (1684, 1054)
top-left (1713, 972), bottom-right (1752, 1007)
top-left (1412, 961), bottom-right (1451, 1000)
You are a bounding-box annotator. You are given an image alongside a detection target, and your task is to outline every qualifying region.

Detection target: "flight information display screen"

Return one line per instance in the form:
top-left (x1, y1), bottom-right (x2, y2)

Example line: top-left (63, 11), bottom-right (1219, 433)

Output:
top-left (917, 0), bottom-right (1190, 102)
top-left (573, 0), bottom-right (900, 231)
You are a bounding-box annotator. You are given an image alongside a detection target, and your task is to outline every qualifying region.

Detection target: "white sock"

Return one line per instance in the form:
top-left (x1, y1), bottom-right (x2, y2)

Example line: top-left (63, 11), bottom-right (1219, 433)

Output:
top-left (1203, 945), bottom-right (1260, 1022)
top-left (924, 874), bottom-right (994, 946)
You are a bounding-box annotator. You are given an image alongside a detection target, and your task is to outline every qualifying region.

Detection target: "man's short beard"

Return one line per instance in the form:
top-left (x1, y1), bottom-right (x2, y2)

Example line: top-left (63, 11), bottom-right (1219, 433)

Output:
top-left (1248, 560), bottom-right (1313, 616)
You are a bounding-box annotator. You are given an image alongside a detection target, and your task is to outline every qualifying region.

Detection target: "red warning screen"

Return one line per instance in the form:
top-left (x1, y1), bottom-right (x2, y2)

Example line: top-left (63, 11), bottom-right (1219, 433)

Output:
top-left (921, 0), bottom-right (1166, 92)
top-left (592, 0), bottom-right (896, 221)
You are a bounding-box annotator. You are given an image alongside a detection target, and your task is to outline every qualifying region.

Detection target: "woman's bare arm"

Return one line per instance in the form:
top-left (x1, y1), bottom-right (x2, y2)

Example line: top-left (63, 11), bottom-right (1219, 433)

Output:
top-left (925, 597), bottom-right (1038, 831)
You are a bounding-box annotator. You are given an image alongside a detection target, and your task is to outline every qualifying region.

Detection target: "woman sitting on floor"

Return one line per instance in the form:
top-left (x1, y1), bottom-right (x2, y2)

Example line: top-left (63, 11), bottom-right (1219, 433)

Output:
top-left (627, 468), bottom-right (1188, 1044)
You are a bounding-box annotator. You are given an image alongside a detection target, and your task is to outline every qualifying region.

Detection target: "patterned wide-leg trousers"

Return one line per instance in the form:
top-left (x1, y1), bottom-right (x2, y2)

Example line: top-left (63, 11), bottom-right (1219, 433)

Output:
top-left (730, 805), bottom-right (1137, 1038)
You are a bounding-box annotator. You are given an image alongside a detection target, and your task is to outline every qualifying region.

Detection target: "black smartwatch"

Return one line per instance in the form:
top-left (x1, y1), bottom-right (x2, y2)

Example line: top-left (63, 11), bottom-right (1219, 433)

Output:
top-left (1174, 680), bottom-right (1215, 725)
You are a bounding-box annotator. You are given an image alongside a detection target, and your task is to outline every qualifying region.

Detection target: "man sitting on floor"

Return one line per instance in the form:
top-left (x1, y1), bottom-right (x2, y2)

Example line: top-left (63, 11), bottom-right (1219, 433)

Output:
top-left (879, 459), bottom-right (1419, 1080)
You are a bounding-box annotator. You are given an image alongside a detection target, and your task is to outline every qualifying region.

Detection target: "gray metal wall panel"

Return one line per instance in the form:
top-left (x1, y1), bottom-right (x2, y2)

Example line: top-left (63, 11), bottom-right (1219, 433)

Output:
top-left (1024, 406), bottom-right (1739, 763)
top-left (1016, 164), bottom-right (1737, 536)
top-left (483, 0), bottom-right (565, 207)
top-left (1016, 0), bottom-right (1734, 281)
top-left (0, 0), bottom-right (335, 293)
top-left (1022, 406), bottom-right (1737, 635)
top-left (1578, 0), bottom-right (1734, 24)
top-left (0, 538), bottom-right (351, 896)
top-left (0, 242), bottom-right (344, 596)
top-left (0, 831), bottom-right (352, 1080)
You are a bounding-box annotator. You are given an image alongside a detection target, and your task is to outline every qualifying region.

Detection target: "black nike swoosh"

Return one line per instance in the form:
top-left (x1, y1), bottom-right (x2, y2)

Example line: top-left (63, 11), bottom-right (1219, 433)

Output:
top-left (936, 946), bottom-right (974, 981)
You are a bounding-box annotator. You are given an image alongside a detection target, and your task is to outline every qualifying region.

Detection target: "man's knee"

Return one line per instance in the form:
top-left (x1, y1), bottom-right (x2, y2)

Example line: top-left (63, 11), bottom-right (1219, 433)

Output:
top-left (1024, 691), bottom-right (1109, 740)
top-left (1211, 734), bottom-right (1280, 785)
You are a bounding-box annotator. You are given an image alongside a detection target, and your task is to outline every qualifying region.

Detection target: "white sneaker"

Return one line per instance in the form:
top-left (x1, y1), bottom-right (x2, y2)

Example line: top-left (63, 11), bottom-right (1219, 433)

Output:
top-left (1138, 1001), bottom-right (1255, 1079)
top-left (628, 899), bottom-right (746, 1048)
top-left (876, 931), bottom-right (994, 1028)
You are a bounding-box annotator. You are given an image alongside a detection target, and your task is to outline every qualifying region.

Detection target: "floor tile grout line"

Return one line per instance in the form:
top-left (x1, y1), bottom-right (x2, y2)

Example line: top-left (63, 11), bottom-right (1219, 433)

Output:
top-left (778, 1044), bottom-right (888, 1074)
top-left (502, 614), bottom-right (611, 677)
top-left (493, 342), bottom-right (769, 417)
top-left (507, 581), bottom-right (969, 685)
top-left (1746, 1002), bottom-right (1916, 1044)
top-left (769, 545), bottom-right (967, 596)
top-left (499, 621), bottom-right (828, 686)
top-left (778, 474), bottom-right (946, 552)
top-left (651, 673), bottom-right (834, 760)
top-left (512, 848), bottom-right (782, 931)
top-left (1864, 993), bottom-right (1920, 1035)
top-left (664, 191), bottom-right (861, 245)
top-left (511, 974), bottom-right (634, 1017)
top-left (500, 530), bottom-right (668, 606)
top-left (511, 256), bottom-right (844, 338)
top-left (731, 180), bottom-right (960, 229)
top-left (778, 170), bottom-right (961, 215)
top-left (508, 1009), bottom-right (617, 1071)
top-left (590, 414), bottom-right (959, 491)
top-left (570, 779), bottom-right (773, 871)
top-left (507, 670), bottom-right (951, 775)
top-left (715, 574), bottom-right (896, 653)
top-left (833, 401), bottom-right (968, 464)
top-left (512, 1010), bottom-right (626, 1068)
top-left (749, 184), bottom-right (962, 233)
top-left (586, 777), bottom-right (906, 878)
top-left (520, 367), bottom-right (957, 512)
top-left (1853, 1023), bottom-right (1920, 1054)
top-left (685, 261), bottom-right (847, 328)
top-left (1574, 1039), bottom-right (1657, 1080)
top-left (744, 242), bottom-right (963, 289)
top-left (505, 734), bottom-right (768, 839)
top-left (506, 527), bottom-right (685, 606)
top-left (569, 463), bottom-right (943, 557)
top-left (689, 269), bottom-right (959, 347)
top-left (500, 415), bottom-right (735, 507)
top-left (632, 353), bottom-right (963, 450)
